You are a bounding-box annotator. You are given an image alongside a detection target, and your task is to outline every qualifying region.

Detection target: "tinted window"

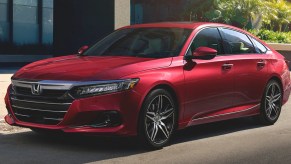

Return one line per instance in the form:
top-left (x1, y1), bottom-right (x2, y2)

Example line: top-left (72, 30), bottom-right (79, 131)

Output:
top-left (188, 28), bottom-right (223, 55)
top-left (84, 28), bottom-right (192, 58)
top-left (221, 28), bottom-right (255, 55)
top-left (250, 37), bottom-right (268, 53)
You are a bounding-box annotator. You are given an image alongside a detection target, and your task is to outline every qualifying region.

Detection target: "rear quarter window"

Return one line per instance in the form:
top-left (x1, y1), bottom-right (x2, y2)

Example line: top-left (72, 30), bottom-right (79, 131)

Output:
top-left (250, 37), bottom-right (268, 54)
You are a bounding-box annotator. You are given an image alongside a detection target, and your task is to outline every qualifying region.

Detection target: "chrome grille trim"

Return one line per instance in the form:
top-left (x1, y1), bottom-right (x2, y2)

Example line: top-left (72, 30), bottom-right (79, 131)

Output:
top-left (14, 113), bottom-right (30, 117)
top-left (43, 117), bottom-right (63, 121)
top-left (11, 79), bottom-right (130, 90)
top-left (12, 80), bottom-right (76, 90)
top-left (10, 97), bottom-right (72, 105)
top-left (11, 105), bottom-right (67, 113)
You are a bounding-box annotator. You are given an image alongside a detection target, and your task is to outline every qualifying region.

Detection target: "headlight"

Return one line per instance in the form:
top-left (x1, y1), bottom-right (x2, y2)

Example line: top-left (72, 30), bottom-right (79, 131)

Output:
top-left (70, 78), bottom-right (139, 98)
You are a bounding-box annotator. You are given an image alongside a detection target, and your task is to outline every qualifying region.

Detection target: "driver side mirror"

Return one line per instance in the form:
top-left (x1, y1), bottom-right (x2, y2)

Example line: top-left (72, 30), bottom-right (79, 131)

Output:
top-left (184, 47), bottom-right (217, 60)
top-left (78, 45), bottom-right (89, 55)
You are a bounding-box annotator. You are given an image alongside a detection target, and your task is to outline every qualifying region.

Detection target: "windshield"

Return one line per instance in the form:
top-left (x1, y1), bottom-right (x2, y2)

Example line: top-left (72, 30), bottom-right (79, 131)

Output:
top-left (83, 28), bottom-right (192, 58)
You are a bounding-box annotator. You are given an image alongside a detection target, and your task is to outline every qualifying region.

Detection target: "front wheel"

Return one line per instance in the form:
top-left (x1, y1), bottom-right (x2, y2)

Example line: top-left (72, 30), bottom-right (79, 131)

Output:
top-left (258, 80), bottom-right (282, 125)
top-left (138, 89), bottom-right (177, 149)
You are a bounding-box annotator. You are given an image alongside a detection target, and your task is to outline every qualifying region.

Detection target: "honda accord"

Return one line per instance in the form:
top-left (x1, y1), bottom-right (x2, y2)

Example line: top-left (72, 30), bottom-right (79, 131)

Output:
top-left (4, 22), bottom-right (291, 149)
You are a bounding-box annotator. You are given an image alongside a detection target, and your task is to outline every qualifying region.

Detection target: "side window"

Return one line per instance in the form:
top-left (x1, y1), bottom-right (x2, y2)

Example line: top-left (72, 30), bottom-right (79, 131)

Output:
top-left (221, 28), bottom-right (255, 55)
top-left (250, 37), bottom-right (268, 54)
top-left (188, 28), bottom-right (224, 55)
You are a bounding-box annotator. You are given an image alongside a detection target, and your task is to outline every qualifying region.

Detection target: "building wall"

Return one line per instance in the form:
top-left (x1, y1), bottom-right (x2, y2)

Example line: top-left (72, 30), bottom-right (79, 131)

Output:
top-left (131, 0), bottom-right (189, 24)
top-left (115, 0), bottom-right (130, 29)
top-left (53, 0), bottom-right (115, 55)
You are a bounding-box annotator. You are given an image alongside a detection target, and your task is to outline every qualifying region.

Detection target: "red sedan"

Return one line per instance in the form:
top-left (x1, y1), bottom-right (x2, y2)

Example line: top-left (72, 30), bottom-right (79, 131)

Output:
top-left (4, 22), bottom-right (291, 149)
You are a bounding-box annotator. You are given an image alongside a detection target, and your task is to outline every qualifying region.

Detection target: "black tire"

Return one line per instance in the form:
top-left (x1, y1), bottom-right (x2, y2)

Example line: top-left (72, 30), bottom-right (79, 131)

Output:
top-left (138, 89), bottom-right (177, 149)
top-left (258, 80), bottom-right (282, 125)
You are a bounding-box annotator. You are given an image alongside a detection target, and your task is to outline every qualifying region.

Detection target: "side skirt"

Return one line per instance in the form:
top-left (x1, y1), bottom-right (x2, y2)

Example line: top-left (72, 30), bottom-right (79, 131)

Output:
top-left (187, 104), bottom-right (260, 127)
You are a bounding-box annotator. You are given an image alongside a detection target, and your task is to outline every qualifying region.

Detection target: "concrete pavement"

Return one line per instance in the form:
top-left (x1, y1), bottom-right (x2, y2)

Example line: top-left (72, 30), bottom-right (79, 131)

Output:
top-left (0, 68), bottom-right (17, 121)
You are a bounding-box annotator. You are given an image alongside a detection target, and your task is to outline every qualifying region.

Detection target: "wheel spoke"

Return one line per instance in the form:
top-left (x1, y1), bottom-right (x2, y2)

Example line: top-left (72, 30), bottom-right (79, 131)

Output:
top-left (147, 104), bottom-right (156, 113)
top-left (273, 93), bottom-right (281, 102)
top-left (271, 84), bottom-right (276, 96)
top-left (266, 106), bottom-right (272, 117)
top-left (272, 103), bottom-right (279, 115)
top-left (150, 123), bottom-right (158, 141)
top-left (266, 96), bottom-right (271, 102)
top-left (157, 95), bottom-right (163, 114)
top-left (162, 104), bottom-right (170, 113)
top-left (151, 104), bottom-right (155, 112)
top-left (161, 108), bottom-right (174, 120)
top-left (146, 112), bottom-right (156, 122)
top-left (147, 112), bottom-right (155, 116)
top-left (161, 107), bottom-right (173, 115)
top-left (158, 122), bottom-right (169, 138)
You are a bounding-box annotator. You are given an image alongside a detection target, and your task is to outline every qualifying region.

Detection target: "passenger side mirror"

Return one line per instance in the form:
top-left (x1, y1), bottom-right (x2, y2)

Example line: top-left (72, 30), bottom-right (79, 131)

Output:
top-left (78, 45), bottom-right (89, 55)
top-left (184, 47), bottom-right (217, 60)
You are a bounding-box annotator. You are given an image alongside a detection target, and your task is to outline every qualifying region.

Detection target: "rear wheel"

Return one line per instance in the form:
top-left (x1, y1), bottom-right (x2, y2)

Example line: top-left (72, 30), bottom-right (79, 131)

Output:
top-left (258, 80), bottom-right (282, 125)
top-left (138, 89), bottom-right (177, 149)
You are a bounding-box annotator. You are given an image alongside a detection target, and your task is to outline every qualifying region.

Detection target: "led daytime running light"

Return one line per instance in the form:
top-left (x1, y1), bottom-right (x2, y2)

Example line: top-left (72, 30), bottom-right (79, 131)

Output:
top-left (73, 79), bottom-right (139, 98)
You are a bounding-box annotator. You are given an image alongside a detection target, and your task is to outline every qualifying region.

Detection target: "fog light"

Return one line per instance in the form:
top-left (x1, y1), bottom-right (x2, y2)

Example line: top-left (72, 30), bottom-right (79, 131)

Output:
top-left (89, 111), bottom-right (121, 128)
top-left (103, 114), bottom-right (111, 124)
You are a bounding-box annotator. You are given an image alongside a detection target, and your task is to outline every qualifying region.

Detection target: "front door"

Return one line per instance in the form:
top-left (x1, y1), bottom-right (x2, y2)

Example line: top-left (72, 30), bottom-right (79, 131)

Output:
top-left (183, 27), bottom-right (236, 121)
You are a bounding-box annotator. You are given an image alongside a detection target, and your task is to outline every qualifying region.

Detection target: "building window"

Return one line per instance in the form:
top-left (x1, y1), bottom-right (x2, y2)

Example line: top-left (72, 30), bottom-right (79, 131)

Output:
top-left (42, 0), bottom-right (53, 44)
top-left (0, 0), bottom-right (54, 55)
top-left (13, 0), bottom-right (39, 45)
top-left (0, 0), bottom-right (9, 42)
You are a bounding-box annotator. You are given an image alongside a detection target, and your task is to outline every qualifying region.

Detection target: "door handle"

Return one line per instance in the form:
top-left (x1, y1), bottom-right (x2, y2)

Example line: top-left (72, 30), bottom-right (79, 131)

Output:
top-left (222, 63), bottom-right (233, 70)
top-left (257, 60), bottom-right (266, 67)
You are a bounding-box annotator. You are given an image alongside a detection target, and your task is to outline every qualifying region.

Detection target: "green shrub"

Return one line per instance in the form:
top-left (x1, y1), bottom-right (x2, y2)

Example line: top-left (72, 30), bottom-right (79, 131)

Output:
top-left (248, 29), bottom-right (291, 43)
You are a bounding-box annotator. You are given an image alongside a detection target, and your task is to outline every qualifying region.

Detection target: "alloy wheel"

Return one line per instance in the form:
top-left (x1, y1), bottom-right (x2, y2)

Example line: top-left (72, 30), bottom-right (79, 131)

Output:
top-left (145, 95), bottom-right (175, 145)
top-left (265, 83), bottom-right (282, 121)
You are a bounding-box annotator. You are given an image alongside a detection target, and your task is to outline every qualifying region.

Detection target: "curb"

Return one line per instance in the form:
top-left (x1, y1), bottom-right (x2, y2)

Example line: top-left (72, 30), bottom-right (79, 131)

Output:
top-left (268, 43), bottom-right (291, 51)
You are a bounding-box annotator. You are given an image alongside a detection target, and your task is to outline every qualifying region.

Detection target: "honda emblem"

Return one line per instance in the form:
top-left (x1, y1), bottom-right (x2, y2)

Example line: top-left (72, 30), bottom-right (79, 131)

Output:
top-left (31, 84), bottom-right (42, 95)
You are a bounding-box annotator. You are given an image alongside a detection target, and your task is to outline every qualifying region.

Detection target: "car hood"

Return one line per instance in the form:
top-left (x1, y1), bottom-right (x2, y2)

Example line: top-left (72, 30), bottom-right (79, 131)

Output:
top-left (13, 55), bottom-right (172, 81)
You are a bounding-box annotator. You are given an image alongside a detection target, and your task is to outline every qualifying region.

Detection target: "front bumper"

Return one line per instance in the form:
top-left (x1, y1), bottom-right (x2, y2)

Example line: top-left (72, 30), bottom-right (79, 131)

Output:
top-left (4, 87), bottom-right (143, 136)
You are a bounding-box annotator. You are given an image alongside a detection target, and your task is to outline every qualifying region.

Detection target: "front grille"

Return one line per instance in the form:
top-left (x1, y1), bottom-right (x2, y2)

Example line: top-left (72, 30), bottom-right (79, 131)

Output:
top-left (10, 86), bottom-right (73, 125)
top-left (15, 86), bottom-right (68, 97)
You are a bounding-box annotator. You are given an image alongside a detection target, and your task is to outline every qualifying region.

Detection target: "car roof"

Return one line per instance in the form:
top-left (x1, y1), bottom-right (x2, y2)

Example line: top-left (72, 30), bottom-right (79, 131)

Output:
top-left (121, 22), bottom-right (237, 30)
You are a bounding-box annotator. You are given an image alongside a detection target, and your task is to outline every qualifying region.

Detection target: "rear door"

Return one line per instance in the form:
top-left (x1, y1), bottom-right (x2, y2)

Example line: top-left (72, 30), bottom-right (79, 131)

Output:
top-left (219, 28), bottom-right (270, 107)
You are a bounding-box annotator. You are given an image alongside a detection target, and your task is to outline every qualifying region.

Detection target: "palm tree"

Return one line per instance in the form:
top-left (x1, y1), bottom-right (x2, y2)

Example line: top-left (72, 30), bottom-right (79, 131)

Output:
top-left (263, 0), bottom-right (291, 32)
top-left (213, 0), bottom-right (264, 28)
top-left (184, 0), bottom-right (265, 28)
